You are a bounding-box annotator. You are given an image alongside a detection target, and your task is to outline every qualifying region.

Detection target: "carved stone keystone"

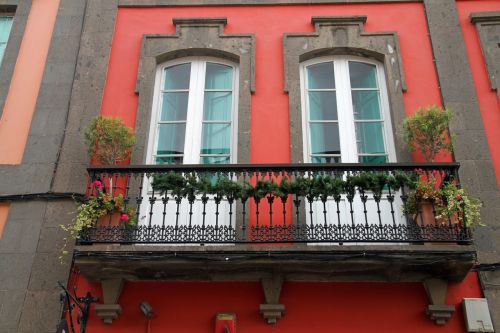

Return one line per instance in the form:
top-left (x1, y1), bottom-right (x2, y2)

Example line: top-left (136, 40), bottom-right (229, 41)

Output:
top-left (423, 279), bottom-right (455, 325)
top-left (259, 275), bottom-right (285, 324)
top-left (94, 278), bottom-right (124, 324)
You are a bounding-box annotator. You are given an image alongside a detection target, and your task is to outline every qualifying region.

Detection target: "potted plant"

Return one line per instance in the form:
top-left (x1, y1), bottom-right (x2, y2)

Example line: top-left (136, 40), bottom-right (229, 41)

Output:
top-left (84, 116), bottom-right (136, 198)
top-left (403, 174), bottom-right (443, 225)
top-left (438, 182), bottom-right (482, 228)
top-left (401, 105), bottom-right (455, 226)
top-left (60, 117), bottom-right (137, 260)
top-left (84, 115), bottom-right (136, 220)
top-left (403, 175), bottom-right (482, 228)
top-left (84, 116), bottom-right (136, 166)
top-left (402, 105), bottom-right (454, 162)
top-left (60, 180), bottom-right (137, 260)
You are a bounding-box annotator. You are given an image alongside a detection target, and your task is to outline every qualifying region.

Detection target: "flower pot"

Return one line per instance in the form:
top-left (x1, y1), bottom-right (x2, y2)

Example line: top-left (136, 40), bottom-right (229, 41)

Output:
top-left (413, 200), bottom-right (440, 226)
top-left (97, 211), bottom-right (122, 227)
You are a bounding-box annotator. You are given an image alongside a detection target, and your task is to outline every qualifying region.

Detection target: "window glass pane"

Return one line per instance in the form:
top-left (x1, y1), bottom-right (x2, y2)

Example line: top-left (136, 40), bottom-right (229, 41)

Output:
top-left (205, 63), bottom-right (233, 89)
top-left (349, 62), bottom-right (377, 89)
top-left (164, 63), bottom-right (191, 90)
top-left (308, 91), bottom-right (337, 120)
top-left (0, 44), bottom-right (5, 64)
top-left (160, 92), bottom-right (188, 121)
top-left (312, 156), bottom-right (341, 163)
top-left (156, 123), bottom-right (186, 155)
top-left (359, 155), bottom-right (387, 164)
top-left (0, 17), bottom-right (13, 42)
top-left (204, 92), bottom-right (232, 121)
top-left (352, 91), bottom-right (381, 120)
top-left (309, 123), bottom-right (340, 155)
top-left (201, 156), bottom-right (230, 164)
top-left (307, 62), bottom-right (335, 89)
top-left (201, 123), bottom-right (231, 155)
top-left (155, 156), bottom-right (183, 164)
top-left (355, 122), bottom-right (386, 155)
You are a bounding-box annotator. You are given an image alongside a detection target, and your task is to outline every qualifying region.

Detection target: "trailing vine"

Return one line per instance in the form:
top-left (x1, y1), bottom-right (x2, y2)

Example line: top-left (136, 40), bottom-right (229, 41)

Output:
top-left (60, 180), bottom-right (137, 262)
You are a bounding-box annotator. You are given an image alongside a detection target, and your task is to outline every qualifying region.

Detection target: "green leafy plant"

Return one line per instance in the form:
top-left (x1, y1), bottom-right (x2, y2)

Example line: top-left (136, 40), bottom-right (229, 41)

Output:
top-left (61, 117), bottom-right (137, 262)
top-left (60, 180), bottom-right (137, 262)
top-left (438, 182), bottom-right (482, 227)
top-left (151, 172), bottom-right (187, 198)
top-left (84, 116), bottom-right (136, 165)
top-left (275, 177), bottom-right (293, 201)
top-left (247, 179), bottom-right (278, 202)
top-left (311, 175), bottom-right (344, 201)
top-left (214, 176), bottom-right (243, 200)
top-left (402, 105), bottom-right (454, 162)
top-left (403, 176), bottom-right (482, 228)
top-left (150, 170), bottom-right (486, 228)
top-left (403, 175), bottom-right (442, 216)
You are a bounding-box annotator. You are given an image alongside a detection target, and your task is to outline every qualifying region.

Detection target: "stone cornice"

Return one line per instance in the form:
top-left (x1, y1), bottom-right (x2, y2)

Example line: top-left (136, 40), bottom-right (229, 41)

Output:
top-left (119, 0), bottom-right (422, 6)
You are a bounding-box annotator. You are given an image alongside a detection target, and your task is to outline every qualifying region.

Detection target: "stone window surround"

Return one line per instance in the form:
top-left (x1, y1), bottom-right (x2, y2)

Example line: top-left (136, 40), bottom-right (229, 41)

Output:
top-left (283, 16), bottom-right (409, 163)
top-left (133, 17), bottom-right (255, 165)
top-left (470, 11), bottom-right (500, 102)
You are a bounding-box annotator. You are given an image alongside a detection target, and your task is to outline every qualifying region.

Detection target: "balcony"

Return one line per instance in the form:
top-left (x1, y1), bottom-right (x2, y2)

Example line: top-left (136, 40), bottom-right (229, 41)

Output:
top-left (74, 163), bottom-right (476, 283)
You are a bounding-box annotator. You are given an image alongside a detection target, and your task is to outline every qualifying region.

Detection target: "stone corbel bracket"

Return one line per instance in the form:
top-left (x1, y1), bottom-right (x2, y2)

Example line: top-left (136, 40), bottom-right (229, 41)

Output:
top-left (423, 279), bottom-right (455, 325)
top-left (94, 278), bottom-right (124, 324)
top-left (470, 11), bottom-right (500, 100)
top-left (259, 275), bottom-right (285, 324)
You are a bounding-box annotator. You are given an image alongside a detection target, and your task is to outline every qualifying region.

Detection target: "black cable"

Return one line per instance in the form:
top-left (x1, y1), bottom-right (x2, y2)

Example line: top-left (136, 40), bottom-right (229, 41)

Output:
top-left (73, 250), bottom-right (475, 265)
top-left (0, 192), bottom-right (86, 202)
top-left (472, 263), bottom-right (500, 272)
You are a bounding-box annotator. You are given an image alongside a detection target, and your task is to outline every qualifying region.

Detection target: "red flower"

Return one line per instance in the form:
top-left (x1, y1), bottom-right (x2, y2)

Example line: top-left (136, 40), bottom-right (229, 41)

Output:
top-left (92, 180), bottom-right (103, 190)
top-left (120, 214), bottom-right (129, 221)
top-left (456, 194), bottom-right (463, 201)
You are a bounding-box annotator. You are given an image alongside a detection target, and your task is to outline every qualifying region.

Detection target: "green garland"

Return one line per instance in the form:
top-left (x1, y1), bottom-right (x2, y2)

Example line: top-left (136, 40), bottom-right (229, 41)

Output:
top-left (151, 171), bottom-right (418, 202)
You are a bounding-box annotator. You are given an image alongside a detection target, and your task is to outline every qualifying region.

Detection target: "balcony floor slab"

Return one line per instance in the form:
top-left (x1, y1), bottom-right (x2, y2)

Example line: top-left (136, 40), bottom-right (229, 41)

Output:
top-left (74, 244), bottom-right (476, 283)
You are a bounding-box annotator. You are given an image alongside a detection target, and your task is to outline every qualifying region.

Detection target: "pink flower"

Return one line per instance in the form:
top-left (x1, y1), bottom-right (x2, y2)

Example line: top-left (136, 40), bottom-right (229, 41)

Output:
top-left (92, 180), bottom-right (103, 190)
top-left (120, 214), bottom-right (129, 221)
top-left (456, 194), bottom-right (463, 201)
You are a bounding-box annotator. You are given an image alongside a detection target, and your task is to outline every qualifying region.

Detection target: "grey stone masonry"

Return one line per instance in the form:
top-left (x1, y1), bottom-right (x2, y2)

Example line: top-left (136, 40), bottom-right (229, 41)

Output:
top-left (0, 0), bottom-right (86, 332)
top-left (470, 12), bottom-right (500, 102)
top-left (52, 0), bottom-right (118, 194)
top-left (424, 0), bottom-right (500, 330)
top-left (424, 0), bottom-right (500, 263)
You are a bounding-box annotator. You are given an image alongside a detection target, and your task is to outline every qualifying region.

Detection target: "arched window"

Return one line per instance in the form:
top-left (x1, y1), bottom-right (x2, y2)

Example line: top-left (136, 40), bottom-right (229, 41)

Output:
top-left (146, 57), bottom-right (239, 165)
top-left (300, 56), bottom-right (396, 164)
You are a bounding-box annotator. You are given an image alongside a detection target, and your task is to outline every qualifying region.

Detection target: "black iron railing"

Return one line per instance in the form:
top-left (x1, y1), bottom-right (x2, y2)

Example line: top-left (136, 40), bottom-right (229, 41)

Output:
top-left (77, 163), bottom-right (472, 245)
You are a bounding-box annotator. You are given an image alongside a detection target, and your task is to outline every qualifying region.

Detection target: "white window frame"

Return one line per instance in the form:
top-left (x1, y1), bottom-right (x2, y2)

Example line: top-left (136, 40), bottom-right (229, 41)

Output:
top-left (0, 15), bottom-right (13, 64)
top-left (146, 56), bottom-right (239, 165)
top-left (299, 55), bottom-right (397, 163)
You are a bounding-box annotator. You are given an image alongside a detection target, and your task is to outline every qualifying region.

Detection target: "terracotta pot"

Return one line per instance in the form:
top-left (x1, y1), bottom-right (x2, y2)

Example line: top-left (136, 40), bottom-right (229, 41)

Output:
top-left (96, 211), bottom-right (122, 227)
top-left (413, 200), bottom-right (438, 225)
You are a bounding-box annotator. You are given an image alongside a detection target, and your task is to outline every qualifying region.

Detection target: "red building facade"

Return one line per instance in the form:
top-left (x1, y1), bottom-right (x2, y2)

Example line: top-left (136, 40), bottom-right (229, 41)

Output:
top-left (0, 0), bottom-right (499, 332)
